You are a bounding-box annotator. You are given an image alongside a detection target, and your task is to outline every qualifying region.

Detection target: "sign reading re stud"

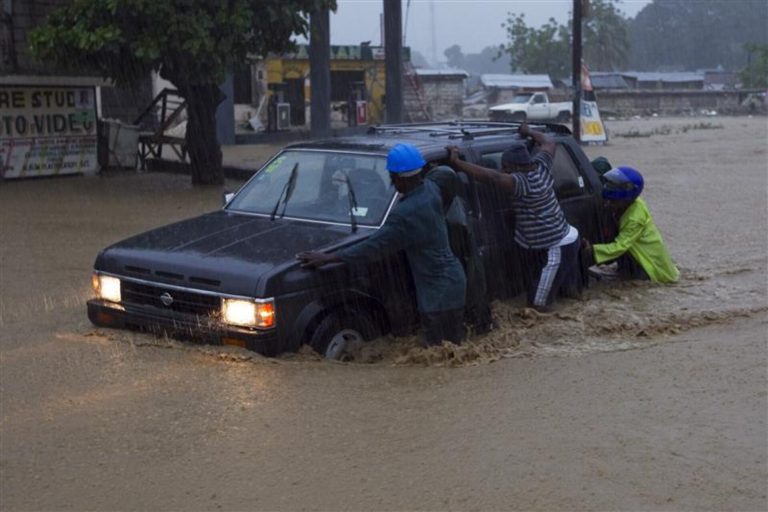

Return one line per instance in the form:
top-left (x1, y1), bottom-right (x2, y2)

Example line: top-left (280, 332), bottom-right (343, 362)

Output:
top-left (0, 86), bottom-right (99, 179)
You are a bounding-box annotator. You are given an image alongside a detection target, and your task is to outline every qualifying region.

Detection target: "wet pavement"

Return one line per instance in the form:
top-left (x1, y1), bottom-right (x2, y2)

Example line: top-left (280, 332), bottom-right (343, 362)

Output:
top-left (0, 116), bottom-right (766, 510)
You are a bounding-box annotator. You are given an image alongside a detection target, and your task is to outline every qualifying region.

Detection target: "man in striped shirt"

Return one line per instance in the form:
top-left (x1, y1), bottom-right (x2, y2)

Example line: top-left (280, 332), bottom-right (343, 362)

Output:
top-left (447, 124), bottom-right (581, 312)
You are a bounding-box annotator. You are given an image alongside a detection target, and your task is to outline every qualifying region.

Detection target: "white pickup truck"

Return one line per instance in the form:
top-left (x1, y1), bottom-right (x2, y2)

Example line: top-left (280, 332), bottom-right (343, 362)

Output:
top-left (488, 92), bottom-right (572, 123)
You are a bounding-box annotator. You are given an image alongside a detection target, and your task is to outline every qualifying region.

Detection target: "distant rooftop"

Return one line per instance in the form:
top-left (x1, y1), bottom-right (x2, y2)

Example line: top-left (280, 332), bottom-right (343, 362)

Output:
top-left (622, 71), bottom-right (704, 83)
top-left (588, 72), bottom-right (631, 89)
top-left (414, 69), bottom-right (469, 78)
top-left (480, 74), bottom-right (553, 89)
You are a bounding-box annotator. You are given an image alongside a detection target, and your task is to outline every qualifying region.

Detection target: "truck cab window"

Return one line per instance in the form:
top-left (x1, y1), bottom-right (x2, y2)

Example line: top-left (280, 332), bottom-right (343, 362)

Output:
top-left (481, 147), bottom-right (587, 200)
top-left (552, 146), bottom-right (587, 199)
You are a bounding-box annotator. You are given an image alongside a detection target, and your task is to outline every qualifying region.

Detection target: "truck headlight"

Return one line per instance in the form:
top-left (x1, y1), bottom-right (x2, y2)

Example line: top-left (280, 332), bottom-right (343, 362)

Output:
top-left (92, 273), bottom-right (121, 303)
top-left (221, 298), bottom-right (275, 329)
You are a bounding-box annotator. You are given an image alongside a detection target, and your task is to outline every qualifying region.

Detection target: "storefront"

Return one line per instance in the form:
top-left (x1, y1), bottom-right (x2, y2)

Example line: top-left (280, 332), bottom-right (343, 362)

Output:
top-left (249, 44), bottom-right (410, 129)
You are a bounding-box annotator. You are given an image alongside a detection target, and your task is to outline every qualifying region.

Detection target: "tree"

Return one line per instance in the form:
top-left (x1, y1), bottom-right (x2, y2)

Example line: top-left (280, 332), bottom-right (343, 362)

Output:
top-left (500, 1), bottom-right (629, 79)
top-left (29, 0), bottom-right (336, 185)
top-left (629, 0), bottom-right (768, 71)
top-left (500, 13), bottom-right (571, 79)
top-left (444, 44), bottom-right (465, 69)
top-left (582, 0), bottom-right (629, 71)
top-left (741, 43), bottom-right (768, 88)
top-left (410, 49), bottom-right (431, 68)
top-left (464, 46), bottom-right (512, 75)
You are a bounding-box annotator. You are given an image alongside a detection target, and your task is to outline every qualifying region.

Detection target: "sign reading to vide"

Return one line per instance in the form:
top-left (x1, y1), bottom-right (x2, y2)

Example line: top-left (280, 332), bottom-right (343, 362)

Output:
top-left (0, 85), bottom-right (98, 179)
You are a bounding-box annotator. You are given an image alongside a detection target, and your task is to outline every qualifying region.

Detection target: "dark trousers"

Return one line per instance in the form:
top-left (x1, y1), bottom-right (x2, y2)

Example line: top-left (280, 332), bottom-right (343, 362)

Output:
top-left (448, 223), bottom-right (493, 333)
top-left (522, 238), bottom-right (582, 307)
top-left (617, 253), bottom-right (650, 280)
top-left (420, 308), bottom-right (465, 347)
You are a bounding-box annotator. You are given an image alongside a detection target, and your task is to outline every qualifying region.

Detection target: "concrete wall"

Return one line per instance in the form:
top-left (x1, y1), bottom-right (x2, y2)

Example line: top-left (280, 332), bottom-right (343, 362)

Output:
top-left (404, 76), bottom-right (465, 122)
top-left (596, 90), bottom-right (763, 116)
top-left (423, 78), bottom-right (465, 120)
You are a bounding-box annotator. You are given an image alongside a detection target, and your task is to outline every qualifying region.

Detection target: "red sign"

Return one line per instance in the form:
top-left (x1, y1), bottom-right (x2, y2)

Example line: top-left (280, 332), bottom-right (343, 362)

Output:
top-left (356, 101), bottom-right (368, 125)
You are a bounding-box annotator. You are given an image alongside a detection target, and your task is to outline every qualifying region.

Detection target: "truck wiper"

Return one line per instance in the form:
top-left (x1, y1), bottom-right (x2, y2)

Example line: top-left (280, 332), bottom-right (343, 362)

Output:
top-left (270, 163), bottom-right (299, 221)
top-left (344, 172), bottom-right (358, 233)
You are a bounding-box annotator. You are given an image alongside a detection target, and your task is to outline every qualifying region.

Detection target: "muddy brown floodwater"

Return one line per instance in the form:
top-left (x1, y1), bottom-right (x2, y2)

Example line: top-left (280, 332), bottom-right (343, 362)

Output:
top-left (1, 116), bottom-right (766, 511)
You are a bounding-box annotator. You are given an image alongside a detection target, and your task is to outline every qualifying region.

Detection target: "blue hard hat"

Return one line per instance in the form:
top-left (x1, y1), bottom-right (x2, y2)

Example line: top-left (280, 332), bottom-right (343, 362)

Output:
top-left (602, 166), bottom-right (644, 201)
top-left (386, 143), bottom-right (426, 173)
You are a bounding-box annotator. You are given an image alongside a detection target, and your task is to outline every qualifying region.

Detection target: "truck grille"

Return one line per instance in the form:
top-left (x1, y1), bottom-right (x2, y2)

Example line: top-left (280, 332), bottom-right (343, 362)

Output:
top-left (121, 281), bottom-right (221, 317)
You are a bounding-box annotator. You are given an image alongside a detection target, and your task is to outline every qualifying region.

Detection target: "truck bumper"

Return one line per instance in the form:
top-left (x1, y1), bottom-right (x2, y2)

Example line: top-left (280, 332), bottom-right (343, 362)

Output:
top-left (87, 299), bottom-right (280, 355)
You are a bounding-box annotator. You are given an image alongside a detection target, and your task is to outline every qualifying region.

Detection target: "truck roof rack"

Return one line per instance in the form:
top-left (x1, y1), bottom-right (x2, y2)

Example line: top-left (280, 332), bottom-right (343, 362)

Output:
top-left (367, 120), bottom-right (573, 140)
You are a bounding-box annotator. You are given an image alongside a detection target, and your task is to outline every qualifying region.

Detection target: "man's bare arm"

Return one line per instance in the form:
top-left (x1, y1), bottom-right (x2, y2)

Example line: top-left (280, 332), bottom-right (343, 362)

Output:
top-left (296, 251), bottom-right (340, 268)
top-left (519, 123), bottom-right (556, 157)
top-left (446, 146), bottom-right (517, 194)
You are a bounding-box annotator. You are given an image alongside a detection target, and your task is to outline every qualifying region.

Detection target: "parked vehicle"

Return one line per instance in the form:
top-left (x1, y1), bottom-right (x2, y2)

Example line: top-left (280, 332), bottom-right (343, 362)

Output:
top-left (88, 121), bottom-right (610, 358)
top-left (488, 93), bottom-right (572, 123)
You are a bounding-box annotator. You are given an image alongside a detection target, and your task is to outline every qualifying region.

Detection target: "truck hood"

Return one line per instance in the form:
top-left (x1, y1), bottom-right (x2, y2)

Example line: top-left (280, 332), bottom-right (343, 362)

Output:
top-left (489, 102), bottom-right (527, 112)
top-left (96, 211), bottom-right (368, 297)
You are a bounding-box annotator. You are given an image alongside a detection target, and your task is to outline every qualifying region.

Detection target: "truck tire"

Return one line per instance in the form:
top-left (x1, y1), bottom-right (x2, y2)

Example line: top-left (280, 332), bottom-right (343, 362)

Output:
top-left (556, 111), bottom-right (571, 123)
top-left (511, 111), bottom-right (526, 122)
top-left (308, 310), bottom-right (379, 360)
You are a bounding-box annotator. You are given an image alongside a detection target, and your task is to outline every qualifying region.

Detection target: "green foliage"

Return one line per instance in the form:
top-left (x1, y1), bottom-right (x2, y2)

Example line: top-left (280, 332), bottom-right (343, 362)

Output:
top-left (500, 0), bottom-right (628, 79)
top-left (629, 0), bottom-right (768, 71)
top-left (500, 13), bottom-right (570, 79)
top-left (29, 0), bottom-right (336, 186)
top-left (582, 0), bottom-right (629, 71)
top-left (444, 44), bottom-right (464, 69)
top-left (740, 43), bottom-right (768, 89)
top-left (29, 0), bottom-right (337, 88)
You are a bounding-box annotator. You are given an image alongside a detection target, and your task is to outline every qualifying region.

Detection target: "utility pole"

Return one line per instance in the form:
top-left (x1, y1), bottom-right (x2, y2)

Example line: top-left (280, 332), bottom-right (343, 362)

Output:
top-left (572, 0), bottom-right (583, 142)
top-left (383, 0), bottom-right (403, 123)
top-left (309, 7), bottom-right (331, 137)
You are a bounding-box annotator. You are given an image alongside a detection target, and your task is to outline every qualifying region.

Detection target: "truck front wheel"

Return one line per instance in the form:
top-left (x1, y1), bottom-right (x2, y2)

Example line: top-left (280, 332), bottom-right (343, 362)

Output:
top-left (308, 310), bottom-right (379, 360)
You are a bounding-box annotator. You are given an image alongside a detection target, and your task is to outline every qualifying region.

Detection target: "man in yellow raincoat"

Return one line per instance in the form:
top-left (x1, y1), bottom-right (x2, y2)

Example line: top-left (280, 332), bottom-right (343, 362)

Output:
top-left (583, 166), bottom-right (679, 283)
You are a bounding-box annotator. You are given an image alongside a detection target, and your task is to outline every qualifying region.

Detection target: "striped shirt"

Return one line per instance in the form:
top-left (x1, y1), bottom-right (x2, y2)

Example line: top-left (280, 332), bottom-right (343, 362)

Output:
top-left (508, 152), bottom-right (569, 249)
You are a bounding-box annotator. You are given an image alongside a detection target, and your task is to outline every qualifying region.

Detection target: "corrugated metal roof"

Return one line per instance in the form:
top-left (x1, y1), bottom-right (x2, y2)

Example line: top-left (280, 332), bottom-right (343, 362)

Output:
top-left (622, 71), bottom-right (704, 83)
top-left (590, 74), bottom-right (629, 89)
top-left (480, 74), bottom-right (553, 89)
top-left (414, 68), bottom-right (469, 78)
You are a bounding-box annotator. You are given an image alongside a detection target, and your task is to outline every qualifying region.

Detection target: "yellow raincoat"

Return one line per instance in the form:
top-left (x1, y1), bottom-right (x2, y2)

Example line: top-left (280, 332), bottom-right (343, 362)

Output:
top-left (593, 198), bottom-right (679, 283)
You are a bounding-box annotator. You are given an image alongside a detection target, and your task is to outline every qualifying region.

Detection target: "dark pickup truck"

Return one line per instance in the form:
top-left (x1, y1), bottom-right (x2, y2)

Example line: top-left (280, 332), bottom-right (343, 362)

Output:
top-left (88, 121), bottom-right (611, 357)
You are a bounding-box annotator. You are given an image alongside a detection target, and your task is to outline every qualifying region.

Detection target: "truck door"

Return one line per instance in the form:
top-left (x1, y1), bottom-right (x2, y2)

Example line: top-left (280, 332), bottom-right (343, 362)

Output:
top-left (550, 142), bottom-right (600, 242)
top-left (469, 146), bottom-right (522, 299)
top-left (528, 93), bottom-right (550, 120)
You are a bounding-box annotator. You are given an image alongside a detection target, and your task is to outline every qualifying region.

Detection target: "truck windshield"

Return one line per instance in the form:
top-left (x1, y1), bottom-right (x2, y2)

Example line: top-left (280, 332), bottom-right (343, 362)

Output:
top-left (512, 94), bottom-right (533, 103)
top-left (227, 150), bottom-right (394, 227)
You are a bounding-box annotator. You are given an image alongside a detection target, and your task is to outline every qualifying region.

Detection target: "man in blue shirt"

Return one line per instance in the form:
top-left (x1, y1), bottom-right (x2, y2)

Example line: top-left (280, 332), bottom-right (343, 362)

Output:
top-left (297, 143), bottom-right (467, 346)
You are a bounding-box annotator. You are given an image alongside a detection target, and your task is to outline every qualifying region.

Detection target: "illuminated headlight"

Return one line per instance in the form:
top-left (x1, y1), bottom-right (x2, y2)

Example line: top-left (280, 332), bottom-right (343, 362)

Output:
top-left (92, 273), bottom-right (121, 303)
top-left (221, 298), bottom-right (275, 329)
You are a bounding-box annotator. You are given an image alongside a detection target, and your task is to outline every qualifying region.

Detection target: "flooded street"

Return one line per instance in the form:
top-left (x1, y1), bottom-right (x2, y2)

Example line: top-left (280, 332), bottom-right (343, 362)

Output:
top-left (1, 116), bottom-right (766, 510)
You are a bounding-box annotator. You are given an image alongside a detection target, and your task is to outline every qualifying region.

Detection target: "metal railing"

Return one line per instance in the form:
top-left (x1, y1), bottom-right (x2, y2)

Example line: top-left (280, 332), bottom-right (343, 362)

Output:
top-left (134, 88), bottom-right (188, 169)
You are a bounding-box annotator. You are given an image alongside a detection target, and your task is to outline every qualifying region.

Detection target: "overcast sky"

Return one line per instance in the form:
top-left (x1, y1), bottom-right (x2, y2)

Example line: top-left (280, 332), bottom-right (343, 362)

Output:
top-left (328, 0), bottom-right (652, 65)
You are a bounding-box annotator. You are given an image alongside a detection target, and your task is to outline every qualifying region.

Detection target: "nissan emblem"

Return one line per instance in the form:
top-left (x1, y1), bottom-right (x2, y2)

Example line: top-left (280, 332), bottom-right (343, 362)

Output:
top-left (160, 292), bottom-right (174, 307)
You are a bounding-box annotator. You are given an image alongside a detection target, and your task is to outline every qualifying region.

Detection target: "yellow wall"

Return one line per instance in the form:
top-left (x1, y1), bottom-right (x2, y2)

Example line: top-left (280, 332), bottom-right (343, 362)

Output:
top-left (264, 58), bottom-right (386, 124)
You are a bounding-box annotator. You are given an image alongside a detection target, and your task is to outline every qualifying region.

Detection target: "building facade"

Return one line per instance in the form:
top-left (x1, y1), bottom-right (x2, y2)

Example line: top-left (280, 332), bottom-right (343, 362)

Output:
top-left (234, 44), bottom-right (412, 130)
